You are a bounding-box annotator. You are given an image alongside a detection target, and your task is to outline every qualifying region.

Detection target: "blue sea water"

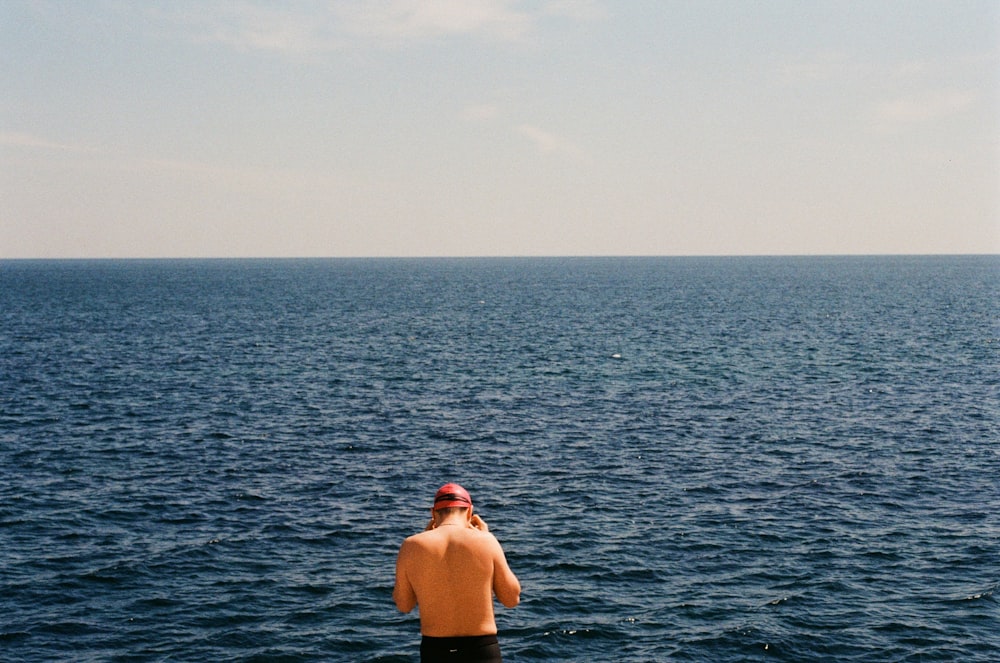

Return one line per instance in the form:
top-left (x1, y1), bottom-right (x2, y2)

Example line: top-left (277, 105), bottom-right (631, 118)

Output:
top-left (1, 255), bottom-right (998, 662)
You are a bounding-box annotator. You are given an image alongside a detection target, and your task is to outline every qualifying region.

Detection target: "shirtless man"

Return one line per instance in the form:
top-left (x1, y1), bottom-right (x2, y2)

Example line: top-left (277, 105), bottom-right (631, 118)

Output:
top-left (393, 483), bottom-right (521, 662)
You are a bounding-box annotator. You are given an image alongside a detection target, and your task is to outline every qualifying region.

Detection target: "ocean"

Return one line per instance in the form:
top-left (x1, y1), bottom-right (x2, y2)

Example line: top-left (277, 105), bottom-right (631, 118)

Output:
top-left (1, 255), bottom-right (997, 662)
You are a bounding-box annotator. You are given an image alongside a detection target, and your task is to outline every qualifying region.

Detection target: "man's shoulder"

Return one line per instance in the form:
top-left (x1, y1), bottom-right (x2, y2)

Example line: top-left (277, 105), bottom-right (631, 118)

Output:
top-left (403, 530), bottom-right (434, 545)
top-left (402, 528), bottom-right (451, 549)
top-left (465, 529), bottom-right (504, 552)
top-left (403, 527), bottom-right (499, 548)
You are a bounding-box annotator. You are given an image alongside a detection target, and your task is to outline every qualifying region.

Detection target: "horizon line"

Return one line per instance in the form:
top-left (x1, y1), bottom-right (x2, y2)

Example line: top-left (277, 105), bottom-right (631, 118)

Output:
top-left (2, 252), bottom-right (998, 262)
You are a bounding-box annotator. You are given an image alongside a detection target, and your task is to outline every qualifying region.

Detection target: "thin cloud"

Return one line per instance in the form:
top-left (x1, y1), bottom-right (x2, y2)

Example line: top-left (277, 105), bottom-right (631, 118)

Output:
top-left (135, 157), bottom-right (349, 195)
top-left (150, 0), bottom-right (604, 55)
top-left (875, 90), bottom-right (977, 125)
top-left (338, 0), bottom-right (533, 42)
top-left (515, 124), bottom-right (588, 162)
top-left (516, 124), bottom-right (558, 151)
top-left (542, 0), bottom-right (607, 22)
top-left (778, 52), bottom-right (853, 84)
top-left (150, 2), bottom-right (343, 55)
top-left (0, 130), bottom-right (340, 194)
top-left (205, 6), bottom-right (337, 54)
top-left (0, 131), bottom-right (93, 152)
top-left (461, 103), bottom-right (503, 122)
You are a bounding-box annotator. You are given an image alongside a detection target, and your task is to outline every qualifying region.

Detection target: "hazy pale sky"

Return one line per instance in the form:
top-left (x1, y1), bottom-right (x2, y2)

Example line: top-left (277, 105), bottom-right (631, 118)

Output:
top-left (2, 0), bottom-right (998, 258)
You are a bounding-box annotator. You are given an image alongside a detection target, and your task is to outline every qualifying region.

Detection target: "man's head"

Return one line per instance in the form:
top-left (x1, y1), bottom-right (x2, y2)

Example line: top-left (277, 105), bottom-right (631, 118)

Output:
top-left (432, 483), bottom-right (473, 521)
top-left (434, 483), bottom-right (472, 509)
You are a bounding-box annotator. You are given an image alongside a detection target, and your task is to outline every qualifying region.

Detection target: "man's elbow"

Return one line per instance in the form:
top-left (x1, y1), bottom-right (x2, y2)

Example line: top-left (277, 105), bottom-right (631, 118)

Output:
top-left (498, 581), bottom-right (521, 608)
top-left (500, 592), bottom-right (520, 608)
top-left (393, 589), bottom-right (416, 613)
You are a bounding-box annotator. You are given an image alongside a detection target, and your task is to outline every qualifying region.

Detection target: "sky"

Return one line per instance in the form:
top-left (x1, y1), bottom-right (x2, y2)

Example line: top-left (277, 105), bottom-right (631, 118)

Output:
top-left (2, 0), bottom-right (998, 259)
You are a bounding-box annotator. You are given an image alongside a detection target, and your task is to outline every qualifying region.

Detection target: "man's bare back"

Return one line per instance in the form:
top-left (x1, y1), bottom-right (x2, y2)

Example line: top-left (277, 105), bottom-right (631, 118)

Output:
top-left (393, 483), bottom-right (520, 649)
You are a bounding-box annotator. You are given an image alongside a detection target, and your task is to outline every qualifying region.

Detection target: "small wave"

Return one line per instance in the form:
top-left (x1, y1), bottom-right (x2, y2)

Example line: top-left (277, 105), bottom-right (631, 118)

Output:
top-left (543, 627), bottom-right (593, 637)
top-left (764, 595), bottom-right (797, 606)
top-left (959, 586), bottom-right (996, 602)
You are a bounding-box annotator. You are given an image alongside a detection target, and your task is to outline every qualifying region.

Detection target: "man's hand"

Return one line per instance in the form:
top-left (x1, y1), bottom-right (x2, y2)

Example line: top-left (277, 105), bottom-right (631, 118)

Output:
top-left (470, 514), bottom-right (489, 532)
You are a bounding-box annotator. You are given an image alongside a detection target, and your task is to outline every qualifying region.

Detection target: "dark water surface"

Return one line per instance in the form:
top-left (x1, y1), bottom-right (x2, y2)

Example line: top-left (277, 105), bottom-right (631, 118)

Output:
top-left (2, 256), bottom-right (998, 662)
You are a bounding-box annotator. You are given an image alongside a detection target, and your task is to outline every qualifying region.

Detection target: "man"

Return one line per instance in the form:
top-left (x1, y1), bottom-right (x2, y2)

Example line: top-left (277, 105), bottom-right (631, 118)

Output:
top-left (394, 483), bottom-right (521, 662)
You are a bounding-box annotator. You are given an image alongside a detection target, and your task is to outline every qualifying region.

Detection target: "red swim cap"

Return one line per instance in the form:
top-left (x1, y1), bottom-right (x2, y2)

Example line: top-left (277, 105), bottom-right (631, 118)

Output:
top-left (434, 483), bottom-right (473, 509)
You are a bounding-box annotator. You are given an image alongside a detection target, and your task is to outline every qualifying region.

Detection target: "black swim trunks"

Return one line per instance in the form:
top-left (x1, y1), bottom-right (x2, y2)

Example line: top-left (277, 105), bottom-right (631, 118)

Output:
top-left (420, 634), bottom-right (502, 662)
